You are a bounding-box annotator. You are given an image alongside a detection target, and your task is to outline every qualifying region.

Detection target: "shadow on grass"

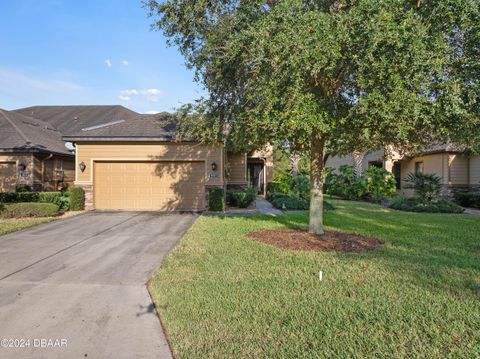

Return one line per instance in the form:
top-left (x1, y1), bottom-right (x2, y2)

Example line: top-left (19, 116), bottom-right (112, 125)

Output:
top-left (212, 199), bottom-right (480, 297)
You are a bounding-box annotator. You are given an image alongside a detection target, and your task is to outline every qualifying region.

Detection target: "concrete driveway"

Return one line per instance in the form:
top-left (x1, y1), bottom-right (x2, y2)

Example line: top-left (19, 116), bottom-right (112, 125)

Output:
top-left (0, 212), bottom-right (197, 359)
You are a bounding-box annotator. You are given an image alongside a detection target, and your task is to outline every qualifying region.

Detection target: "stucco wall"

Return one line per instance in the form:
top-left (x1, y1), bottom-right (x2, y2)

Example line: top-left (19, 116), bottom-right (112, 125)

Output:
top-left (75, 141), bottom-right (224, 187)
top-left (226, 152), bottom-right (247, 184)
top-left (470, 155), bottom-right (480, 186)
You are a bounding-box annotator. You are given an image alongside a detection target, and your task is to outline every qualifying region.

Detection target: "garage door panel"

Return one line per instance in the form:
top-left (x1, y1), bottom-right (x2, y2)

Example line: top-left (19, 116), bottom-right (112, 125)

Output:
top-left (94, 161), bottom-right (205, 210)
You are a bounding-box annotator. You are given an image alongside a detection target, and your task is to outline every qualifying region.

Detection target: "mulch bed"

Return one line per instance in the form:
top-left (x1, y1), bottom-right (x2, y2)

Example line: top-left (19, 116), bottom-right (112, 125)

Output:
top-left (248, 229), bottom-right (382, 253)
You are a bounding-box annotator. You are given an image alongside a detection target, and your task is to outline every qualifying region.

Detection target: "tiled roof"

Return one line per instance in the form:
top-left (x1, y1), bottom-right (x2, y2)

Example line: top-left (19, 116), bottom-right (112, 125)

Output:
top-left (0, 108), bottom-right (72, 155)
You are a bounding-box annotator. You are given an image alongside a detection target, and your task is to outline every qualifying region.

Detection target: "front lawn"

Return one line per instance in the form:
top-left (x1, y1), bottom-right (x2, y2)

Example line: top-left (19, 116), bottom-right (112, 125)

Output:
top-left (0, 217), bottom-right (56, 236)
top-left (149, 200), bottom-right (480, 358)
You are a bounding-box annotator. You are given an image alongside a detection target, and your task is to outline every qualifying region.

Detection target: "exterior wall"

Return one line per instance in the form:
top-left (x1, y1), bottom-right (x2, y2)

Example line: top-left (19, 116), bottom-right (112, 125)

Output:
top-left (74, 141), bottom-right (224, 210)
top-left (326, 149), bottom-right (386, 173)
top-left (0, 153), bottom-right (34, 191)
top-left (226, 152), bottom-right (247, 184)
top-left (470, 155), bottom-right (480, 187)
top-left (0, 152), bottom-right (74, 192)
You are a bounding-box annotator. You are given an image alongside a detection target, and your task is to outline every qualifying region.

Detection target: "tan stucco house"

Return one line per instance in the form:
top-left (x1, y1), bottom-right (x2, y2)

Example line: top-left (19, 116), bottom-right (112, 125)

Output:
top-left (326, 144), bottom-right (480, 197)
top-left (0, 108), bottom-right (74, 192)
top-left (9, 105), bottom-right (271, 210)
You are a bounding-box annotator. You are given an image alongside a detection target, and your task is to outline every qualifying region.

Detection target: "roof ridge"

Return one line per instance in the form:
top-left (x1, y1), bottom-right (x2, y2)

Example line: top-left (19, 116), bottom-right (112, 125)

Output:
top-left (0, 109), bottom-right (31, 145)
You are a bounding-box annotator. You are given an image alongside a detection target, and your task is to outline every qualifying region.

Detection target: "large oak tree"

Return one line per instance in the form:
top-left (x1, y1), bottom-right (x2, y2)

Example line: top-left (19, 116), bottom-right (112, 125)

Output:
top-left (146, 0), bottom-right (479, 234)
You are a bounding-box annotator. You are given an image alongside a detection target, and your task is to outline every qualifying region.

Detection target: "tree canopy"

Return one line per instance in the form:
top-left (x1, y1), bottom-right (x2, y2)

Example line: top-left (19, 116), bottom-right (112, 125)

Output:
top-left (147, 0), bottom-right (479, 233)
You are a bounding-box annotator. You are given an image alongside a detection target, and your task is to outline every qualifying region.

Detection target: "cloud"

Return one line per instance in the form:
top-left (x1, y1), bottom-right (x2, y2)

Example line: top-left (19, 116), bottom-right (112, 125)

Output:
top-left (121, 60), bottom-right (129, 66)
top-left (104, 59), bottom-right (112, 68)
top-left (0, 67), bottom-right (92, 109)
top-left (120, 89), bottom-right (138, 96)
top-left (118, 88), bottom-right (164, 103)
top-left (142, 88), bottom-right (164, 102)
top-left (144, 110), bottom-right (160, 114)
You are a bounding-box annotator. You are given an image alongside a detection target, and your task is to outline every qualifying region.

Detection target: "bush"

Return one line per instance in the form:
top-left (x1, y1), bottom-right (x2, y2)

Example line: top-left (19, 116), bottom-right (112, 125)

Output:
top-left (325, 165), bottom-right (368, 200)
top-left (454, 191), bottom-right (480, 209)
top-left (15, 184), bottom-right (32, 192)
top-left (389, 196), bottom-right (464, 213)
top-left (0, 192), bottom-right (40, 203)
top-left (209, 188), bottom-right (225, 211)
top-left (38, 192), bottom-right (70, 211)
top-left (231, 188), bottom-right (256, 208)
top-left (404, 172), bottom-right (442, 202)
top-left (365, 166), bottom-right (397, 202)
top-left (266, 181), bottom-right (290, 199)
top-left (0, 202), bottom-right (60, 218)
top-left (271, 194), bottom-right (335, 211)
top-left (69, 187), bottom-right (85, 211)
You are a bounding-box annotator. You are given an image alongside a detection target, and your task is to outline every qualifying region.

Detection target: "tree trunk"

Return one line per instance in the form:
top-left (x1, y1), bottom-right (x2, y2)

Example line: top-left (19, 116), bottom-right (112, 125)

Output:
top-left (290, 153), bottom-right (300, 178)
top-left (309, 132), bottom-right (326, 235)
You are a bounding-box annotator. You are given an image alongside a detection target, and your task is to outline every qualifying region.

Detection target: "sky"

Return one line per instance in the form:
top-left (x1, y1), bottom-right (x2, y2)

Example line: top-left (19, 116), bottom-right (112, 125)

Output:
top-left (0, 0), bottom-right (204, 114)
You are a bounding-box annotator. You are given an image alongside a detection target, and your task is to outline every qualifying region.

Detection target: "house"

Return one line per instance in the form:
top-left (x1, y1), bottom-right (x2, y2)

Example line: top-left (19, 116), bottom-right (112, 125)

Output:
top-left (0, 108), bottom-right (75, 192)
top-left (326, 144), bottom-right (480, 197)
top-left (9, 105), bottom-right (272, 210)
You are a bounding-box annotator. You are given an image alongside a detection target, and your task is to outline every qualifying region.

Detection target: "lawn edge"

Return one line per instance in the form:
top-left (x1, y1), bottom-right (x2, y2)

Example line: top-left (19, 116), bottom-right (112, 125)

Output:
top-left (0, 211), bottom-right (88, 240)
top-left (146, 278), bottom-right (177, 359)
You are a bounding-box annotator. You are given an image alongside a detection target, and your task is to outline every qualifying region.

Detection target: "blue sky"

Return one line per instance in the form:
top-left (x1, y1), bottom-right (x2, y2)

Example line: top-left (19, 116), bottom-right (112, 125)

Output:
top-left (0, 0), bottom-right (203, 113)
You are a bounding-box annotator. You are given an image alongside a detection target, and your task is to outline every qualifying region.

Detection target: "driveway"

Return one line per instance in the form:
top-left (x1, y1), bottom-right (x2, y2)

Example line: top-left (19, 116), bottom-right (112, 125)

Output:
top-left (0, 212), bottom-right (197, 359)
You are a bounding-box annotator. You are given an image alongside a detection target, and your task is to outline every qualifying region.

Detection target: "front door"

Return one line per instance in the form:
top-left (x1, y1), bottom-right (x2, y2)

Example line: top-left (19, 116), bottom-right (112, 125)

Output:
top-left (247, 162), bottom-right (264, 194)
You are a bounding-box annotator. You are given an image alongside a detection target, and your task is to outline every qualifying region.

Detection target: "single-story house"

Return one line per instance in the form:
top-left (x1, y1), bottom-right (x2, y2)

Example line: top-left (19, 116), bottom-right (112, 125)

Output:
top-left (10, 105), bottom-right (272, 210)
top-left (326, 144), bottom-right (480, 197)
top-left (0, 108), bottom-right (75, 192)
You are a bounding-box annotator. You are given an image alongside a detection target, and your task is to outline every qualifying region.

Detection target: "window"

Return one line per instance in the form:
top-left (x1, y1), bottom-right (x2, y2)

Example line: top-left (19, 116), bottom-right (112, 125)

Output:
top-left (392, 162), bottom-right (401, 190)
top-left (415, 161), bottom-right (424, 174)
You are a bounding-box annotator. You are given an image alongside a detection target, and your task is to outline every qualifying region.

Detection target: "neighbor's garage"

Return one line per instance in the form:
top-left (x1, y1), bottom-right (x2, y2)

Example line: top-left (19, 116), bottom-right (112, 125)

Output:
top-left (94, 161), bottom-right (205, 210)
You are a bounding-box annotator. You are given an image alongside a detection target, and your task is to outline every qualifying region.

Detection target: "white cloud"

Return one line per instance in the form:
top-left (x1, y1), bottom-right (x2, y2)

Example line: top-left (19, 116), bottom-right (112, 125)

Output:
top-left (104, 59), bottom-right (112, 68)
top-left (144, 110), bottom-right (160, 114)
top-left (120, 89), bottom-right (138, 96)
top-left (121, 60), bottom-right (129, 66)
top-left (118, 88), bottom-right (164, 103)
top-left (142, 88), bottom-right (164, 102)
top-left (0, 67), bottom-right (88, 106)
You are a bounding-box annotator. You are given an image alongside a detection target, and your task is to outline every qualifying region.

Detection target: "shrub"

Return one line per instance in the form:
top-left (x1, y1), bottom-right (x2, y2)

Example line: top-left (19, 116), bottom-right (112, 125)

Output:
top-left (0, 192), bottom-right (40, 203)
top-left (209, 188), bottom-right (225, 211)
top-left (389, 196), bottom-right (463, 213)
top-left (69, 187), bottom-right (85, 211)
top-left (325, 165), bottom-right (368, 200)
top-left (266, 181), bottom-right (290, 199)
top-left (231, 187), bottom-right (256, 208)
top-left (271, 194), bottom-right (334, 211)
top-left (0, 202), bottom-right (60, 218)
top-left (38, 192), bottom-right (70, 211)
top-left (15, 184), bottom-right (32, 192)
top-left (404, 172), bottom-right (442, 202)
top-left (365, 166), bottom-right (397, 202)
top-left (454, 191), bottom-right (480, 209)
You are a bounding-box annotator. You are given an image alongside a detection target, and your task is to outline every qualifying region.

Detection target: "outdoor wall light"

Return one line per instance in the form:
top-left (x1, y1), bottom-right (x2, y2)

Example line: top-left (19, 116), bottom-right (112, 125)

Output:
top-left (211, 162), bottom-right (218, 171)
top-left (79, 161), bottom-right (87, 173)
top-left (18, 163), bottom-right (26, 171)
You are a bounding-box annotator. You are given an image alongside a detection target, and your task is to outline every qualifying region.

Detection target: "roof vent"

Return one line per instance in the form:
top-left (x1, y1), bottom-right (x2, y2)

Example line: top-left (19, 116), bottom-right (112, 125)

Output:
top-left (81, 119), bottom-right (125, 132)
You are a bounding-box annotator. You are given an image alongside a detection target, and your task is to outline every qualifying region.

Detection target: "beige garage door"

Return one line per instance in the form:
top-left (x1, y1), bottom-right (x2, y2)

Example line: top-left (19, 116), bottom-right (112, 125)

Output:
top-left (0, 162), bottom-right (16, 192)
top-left (94, 161), bottom-right (205, 210)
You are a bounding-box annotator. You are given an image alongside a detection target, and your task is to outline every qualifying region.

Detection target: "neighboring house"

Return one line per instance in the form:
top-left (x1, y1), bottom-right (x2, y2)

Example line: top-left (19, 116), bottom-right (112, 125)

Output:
top-left (0, 108), bottom-right (74, 192)
top-left (326, 144), bottom-right (480, 197)
top-left (11, 106), bottom-right (273, 211)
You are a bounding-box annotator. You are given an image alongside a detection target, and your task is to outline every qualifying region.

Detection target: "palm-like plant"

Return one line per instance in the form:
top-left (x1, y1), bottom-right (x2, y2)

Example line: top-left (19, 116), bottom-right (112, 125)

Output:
top-left (404, 172), bottom-right (442, 202)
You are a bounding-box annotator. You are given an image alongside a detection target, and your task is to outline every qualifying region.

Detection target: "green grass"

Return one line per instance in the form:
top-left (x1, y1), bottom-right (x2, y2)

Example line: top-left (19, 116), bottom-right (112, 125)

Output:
top-left (0, 217), bottom-right (56, 236)
top-left (149, 199), bottom-right (480, 358)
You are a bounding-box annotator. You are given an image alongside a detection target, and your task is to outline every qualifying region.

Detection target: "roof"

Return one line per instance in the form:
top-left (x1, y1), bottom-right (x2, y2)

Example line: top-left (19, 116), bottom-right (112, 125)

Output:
top-left (61, 112), bottom-right (182, 141)
top-left (13, 105), bottom-right (139, 134)
top-left (0, 108), bottom-right (73, 155)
